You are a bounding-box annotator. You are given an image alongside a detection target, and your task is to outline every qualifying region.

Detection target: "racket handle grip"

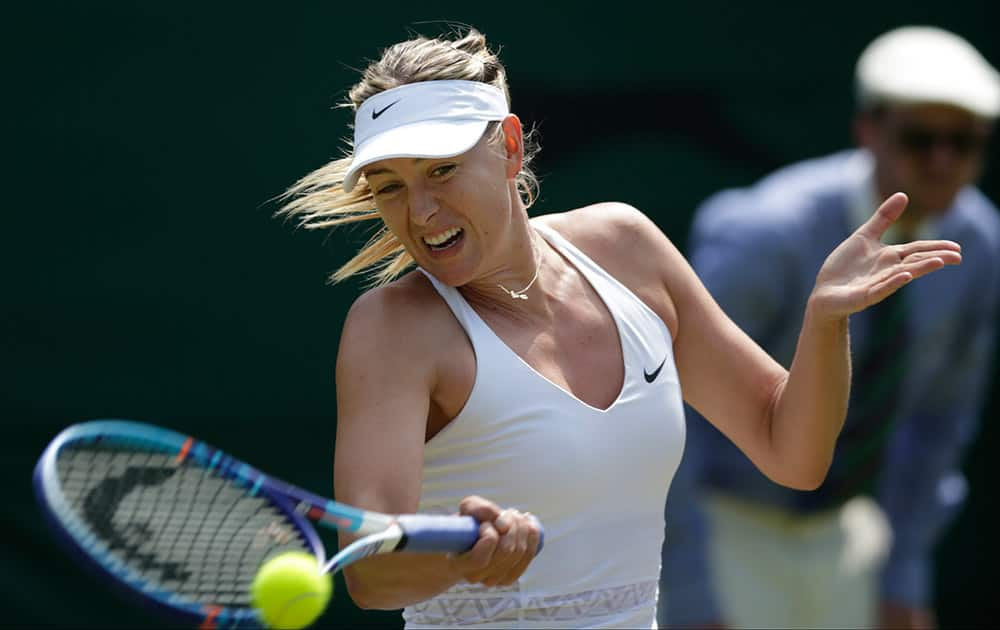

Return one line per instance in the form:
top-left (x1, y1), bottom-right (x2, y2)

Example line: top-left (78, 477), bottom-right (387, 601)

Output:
top-left (396, 514), bottom-right (546, 554)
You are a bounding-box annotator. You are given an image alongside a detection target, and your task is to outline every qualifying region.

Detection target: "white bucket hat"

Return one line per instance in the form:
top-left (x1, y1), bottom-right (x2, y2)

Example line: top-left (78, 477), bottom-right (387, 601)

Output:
top-left (856, 26), bottom-right (1000, 119)
top-left (342, 80), bottom-right (510, 192)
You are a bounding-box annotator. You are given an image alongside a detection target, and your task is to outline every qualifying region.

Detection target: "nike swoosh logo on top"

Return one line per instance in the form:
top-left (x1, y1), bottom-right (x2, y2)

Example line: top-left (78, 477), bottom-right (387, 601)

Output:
top-left (644, 356), bottom-right (668, 383)
top-left (372, 100), bottom-right (400, 119)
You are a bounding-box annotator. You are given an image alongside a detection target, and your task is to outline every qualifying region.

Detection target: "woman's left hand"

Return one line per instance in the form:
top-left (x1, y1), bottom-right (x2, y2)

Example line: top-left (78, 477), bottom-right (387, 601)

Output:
top-left (810, 192), bottom-right (962, 320)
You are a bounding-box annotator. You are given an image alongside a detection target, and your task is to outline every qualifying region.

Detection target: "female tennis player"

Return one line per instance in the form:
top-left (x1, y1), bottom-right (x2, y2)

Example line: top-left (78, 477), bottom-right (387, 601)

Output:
top-left (279, 28), bottom-right (962, 628)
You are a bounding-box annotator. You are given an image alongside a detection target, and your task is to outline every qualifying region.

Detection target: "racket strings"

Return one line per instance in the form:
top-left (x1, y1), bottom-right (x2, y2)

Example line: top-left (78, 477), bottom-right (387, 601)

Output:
top-left (57, 442), bottom-right (310, 608)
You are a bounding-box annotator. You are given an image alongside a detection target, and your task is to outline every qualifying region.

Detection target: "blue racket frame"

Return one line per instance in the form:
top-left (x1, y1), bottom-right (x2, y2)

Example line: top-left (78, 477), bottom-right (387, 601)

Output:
top-left (34, 420), bottom-right (538, 628)
top-left (33, 420), bottom-right (334, 628)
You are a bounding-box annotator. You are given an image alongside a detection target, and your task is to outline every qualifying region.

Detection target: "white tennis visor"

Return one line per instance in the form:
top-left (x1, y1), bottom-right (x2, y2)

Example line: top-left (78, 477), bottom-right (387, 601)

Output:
top-left (342, 80), bottom-right (510, 192)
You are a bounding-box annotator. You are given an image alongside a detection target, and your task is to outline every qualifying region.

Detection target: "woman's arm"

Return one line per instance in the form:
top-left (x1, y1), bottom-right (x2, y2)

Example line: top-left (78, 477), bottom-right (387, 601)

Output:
top-left (333, 283), bottom-right (540, 610)
top-left (656, 194), bottom-right (959, 489)
top-left (769, 193), bottom-right (961, 485)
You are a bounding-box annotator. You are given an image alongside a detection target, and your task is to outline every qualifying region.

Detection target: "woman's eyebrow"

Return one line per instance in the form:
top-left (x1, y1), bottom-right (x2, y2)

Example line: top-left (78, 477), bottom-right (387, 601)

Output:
top-left (364, 158), bottom-right (430, 179)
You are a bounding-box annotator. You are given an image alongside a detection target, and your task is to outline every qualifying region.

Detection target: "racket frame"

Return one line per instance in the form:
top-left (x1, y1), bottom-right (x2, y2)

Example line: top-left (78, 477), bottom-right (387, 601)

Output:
top-left (35, 420), bottom-right (339, 628)
top-left (33, 420), bottom-right (517, 628)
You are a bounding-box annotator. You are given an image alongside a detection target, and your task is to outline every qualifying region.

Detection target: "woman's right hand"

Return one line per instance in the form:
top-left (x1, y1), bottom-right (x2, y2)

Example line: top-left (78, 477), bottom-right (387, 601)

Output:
top-left (448, 495), bottom-right (543, 587)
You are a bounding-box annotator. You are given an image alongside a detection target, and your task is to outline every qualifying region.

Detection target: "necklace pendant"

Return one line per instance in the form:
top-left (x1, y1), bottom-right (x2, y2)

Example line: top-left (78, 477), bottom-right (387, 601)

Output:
top-left (498, 285), bottom-right (530, 300)
top-left (496, 243), bottom-right (541, 301)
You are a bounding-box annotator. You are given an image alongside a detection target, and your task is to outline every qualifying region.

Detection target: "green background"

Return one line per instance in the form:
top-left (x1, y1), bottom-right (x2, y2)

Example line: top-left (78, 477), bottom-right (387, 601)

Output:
top-left (5, 1), bottom-right (998, 627)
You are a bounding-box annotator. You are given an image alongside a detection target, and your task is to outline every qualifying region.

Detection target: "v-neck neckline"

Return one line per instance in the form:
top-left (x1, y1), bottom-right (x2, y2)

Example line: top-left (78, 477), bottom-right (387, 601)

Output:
top-left (461, 225), bottom-right (629, 414)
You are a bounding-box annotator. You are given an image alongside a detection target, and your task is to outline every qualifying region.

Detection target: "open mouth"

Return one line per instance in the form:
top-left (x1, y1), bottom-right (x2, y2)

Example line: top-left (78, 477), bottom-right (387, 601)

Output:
top-left (423, 227), bottom-right (464, 252)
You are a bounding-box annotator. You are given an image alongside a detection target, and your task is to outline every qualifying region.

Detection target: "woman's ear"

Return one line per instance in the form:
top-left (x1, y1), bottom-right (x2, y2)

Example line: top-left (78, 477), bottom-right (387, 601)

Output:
top-left (501, 114), bottom-right (524, 177)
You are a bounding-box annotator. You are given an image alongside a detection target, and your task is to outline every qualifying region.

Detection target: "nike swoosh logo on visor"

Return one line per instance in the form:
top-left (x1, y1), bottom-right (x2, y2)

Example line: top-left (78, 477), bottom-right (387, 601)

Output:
top-left (372, 100), bottom-right (400, 120)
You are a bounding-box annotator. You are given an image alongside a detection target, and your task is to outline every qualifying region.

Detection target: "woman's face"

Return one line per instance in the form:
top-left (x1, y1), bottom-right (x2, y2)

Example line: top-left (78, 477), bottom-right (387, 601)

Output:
top-left (362, 123), bottom-right (522, 287)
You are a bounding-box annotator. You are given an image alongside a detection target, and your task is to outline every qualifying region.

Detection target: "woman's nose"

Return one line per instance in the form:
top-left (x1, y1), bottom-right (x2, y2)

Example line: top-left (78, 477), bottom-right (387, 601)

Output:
top-left (408, 187), bottom-right (439, 226)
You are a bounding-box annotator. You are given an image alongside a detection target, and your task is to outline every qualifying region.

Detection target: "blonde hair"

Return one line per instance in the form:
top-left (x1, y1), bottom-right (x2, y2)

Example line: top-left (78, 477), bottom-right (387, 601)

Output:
top-left (278, 28), bottom-right (540, 286)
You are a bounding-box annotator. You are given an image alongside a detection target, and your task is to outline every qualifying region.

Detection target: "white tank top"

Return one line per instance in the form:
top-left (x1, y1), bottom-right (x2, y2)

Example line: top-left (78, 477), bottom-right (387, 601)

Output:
top-left (403, 222), bottom-right (686, 629)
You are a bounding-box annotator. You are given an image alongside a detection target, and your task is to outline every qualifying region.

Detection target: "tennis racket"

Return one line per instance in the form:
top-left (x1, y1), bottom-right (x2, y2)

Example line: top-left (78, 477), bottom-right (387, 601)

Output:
top-left (33, 419), bottom-right (544, 628)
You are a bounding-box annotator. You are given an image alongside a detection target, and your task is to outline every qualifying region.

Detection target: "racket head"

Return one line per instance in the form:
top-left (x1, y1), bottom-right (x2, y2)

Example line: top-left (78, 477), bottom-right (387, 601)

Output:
top-left (33, 420), bottom-right (326, 629)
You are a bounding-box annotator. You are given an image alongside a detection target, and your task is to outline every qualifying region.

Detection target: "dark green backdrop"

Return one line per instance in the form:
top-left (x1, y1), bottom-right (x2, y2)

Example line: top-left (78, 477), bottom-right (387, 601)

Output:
top-left (5, 1), bottom-right (998, 627)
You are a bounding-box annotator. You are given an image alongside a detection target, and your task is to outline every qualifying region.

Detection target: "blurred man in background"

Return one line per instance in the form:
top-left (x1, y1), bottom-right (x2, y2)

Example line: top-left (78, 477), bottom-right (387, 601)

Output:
top-left (659, 26), bottom-right (1000, 629)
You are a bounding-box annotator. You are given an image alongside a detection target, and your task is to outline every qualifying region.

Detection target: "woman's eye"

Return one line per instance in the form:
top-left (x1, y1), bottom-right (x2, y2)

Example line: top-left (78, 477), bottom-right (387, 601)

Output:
top-left (431, 164), bottom-right (456, 178)
top-left (375, 183), bottom-right (401, 195)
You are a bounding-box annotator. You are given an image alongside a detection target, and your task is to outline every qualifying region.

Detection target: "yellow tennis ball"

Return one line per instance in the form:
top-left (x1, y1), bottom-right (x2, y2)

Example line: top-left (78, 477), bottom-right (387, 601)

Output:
top-left (251, 551), bottom-right (332, 629)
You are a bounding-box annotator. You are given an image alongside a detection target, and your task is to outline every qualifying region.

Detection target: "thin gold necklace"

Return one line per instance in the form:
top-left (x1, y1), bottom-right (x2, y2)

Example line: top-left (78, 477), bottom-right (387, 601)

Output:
top-left (497, 237), bottom-right (541, 300)
top-left (497, 261), bottom-right (540, 300)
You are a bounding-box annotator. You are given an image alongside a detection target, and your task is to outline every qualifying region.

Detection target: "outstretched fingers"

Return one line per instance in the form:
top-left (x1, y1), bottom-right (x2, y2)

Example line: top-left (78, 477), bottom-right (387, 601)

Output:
top-left (867, 271), bottom-right (913, 304)
top-left (896, 240), bottom-right (963, 264)
top-left (857, 192), bottom-right (909, 240)
top-left (899, 255), bottom-right (947, 279)
top-left (866, 252), bottom-right (959, 304)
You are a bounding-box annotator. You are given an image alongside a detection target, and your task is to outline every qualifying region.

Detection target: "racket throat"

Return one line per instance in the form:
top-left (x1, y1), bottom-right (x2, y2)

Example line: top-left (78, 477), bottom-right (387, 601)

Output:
top-left (321, 524), bottom-right (405, 575)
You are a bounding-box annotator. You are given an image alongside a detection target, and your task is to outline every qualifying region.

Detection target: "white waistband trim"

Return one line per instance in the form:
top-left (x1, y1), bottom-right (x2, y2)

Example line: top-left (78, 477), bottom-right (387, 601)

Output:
top-left (405, 579), bottom-right (658, 626)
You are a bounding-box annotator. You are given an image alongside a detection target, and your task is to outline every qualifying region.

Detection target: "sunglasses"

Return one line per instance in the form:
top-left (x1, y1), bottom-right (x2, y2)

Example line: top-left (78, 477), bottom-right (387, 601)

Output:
top-left (892, 125), bottom-right (990, 158)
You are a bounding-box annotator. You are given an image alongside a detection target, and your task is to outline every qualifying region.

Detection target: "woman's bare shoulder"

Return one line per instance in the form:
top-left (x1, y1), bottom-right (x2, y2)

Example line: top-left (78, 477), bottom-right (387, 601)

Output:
top-left (533, 202), bottom-right (683, 277)
top-left (535, 201), bottom-right (675, 245)
top-left (339, 270), bottom-right (460, 365)
top-left (347, 270), bottom-right (441, 320)
top-left (533, 203), bottom-right (683, 336)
